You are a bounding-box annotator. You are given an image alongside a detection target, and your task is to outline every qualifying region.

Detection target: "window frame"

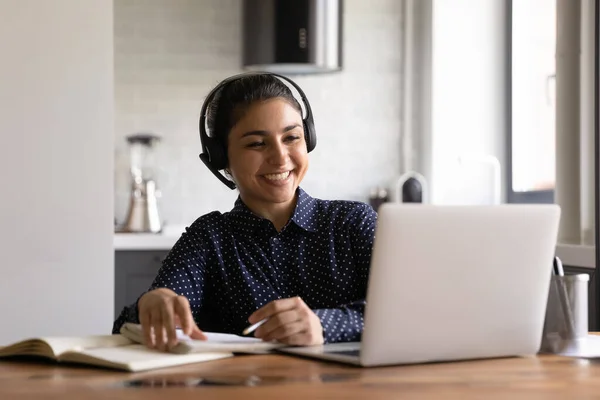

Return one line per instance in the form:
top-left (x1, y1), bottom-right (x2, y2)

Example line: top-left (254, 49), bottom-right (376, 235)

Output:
top-left (506, 0), bottom-right (555, 204)
top-left (594, 0), bottom-right (599, 330)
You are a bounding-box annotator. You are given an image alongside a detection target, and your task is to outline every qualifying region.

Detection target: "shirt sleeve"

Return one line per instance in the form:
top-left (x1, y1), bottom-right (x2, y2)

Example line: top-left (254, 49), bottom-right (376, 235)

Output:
top-left (111, 226), bottom-right (208, 334)
top-left (313, 203), bottom-right (377, 343)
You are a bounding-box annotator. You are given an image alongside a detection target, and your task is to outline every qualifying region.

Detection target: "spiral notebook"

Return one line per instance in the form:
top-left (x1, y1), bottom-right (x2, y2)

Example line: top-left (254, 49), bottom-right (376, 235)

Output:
top-left (119, 323), bottom-right (285, 355)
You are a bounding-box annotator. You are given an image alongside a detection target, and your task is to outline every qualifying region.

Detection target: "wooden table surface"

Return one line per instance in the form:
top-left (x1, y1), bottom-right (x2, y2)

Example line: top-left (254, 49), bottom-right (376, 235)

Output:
top-left (2, 353), bottom-right (600, 399)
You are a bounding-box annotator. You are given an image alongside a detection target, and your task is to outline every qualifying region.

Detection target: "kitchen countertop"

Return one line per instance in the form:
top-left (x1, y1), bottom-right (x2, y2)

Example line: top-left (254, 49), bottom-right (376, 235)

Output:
top-left (555, 243), bottom-right (595, 270)
top-left (114, 225), bottom-right (185, 251)
top-left (115, 228), bottom-right (596, 270)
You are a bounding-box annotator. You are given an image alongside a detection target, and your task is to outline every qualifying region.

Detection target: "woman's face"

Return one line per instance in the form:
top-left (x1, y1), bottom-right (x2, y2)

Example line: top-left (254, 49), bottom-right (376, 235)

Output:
top-left (227, 98), bottom-right (309, 210)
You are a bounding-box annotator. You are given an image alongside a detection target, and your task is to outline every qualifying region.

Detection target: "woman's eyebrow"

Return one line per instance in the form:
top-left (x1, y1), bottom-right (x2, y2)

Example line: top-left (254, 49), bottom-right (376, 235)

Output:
top-left (241, 130), bottom-right (268, 138)
top-left (241, 124), bottom-right (301, 138)
top-left (282, 124), bottom-right (302, 132)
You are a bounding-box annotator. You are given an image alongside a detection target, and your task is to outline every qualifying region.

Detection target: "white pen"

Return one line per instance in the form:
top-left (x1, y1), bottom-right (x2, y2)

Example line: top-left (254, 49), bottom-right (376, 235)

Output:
top-left (242, 318), bottom-right (268, 336)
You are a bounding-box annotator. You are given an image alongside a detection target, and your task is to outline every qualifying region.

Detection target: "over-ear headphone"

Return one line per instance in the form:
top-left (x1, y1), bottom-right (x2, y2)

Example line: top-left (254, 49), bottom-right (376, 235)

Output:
top-left (198, 72), bottom-right (317, 190)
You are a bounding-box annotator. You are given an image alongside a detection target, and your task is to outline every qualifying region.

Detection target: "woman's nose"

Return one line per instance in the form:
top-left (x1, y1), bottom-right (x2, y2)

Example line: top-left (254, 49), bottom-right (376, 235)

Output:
top-left (267, 141), bottom-right (288, 164)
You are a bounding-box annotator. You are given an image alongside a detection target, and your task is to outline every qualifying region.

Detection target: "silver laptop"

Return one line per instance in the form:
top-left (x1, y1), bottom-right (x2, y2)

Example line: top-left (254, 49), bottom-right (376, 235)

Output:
top-left (278, 203), bottom-right (561, 367)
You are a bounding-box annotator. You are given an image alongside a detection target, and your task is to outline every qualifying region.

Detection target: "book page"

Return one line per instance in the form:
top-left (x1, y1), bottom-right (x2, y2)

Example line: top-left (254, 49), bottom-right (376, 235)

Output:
top-left (0, 339), bottom-right (56, 358)
top-left (0, 335), bottom-right (133, 359)
top-left (42, 335), bottom-right (133, 356)
top-left (60, 345), bottom-right (232, 372)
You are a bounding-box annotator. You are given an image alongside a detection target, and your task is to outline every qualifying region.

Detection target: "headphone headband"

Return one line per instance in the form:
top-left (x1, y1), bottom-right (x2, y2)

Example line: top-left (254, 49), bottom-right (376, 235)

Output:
top-left (198, 72), bottom-right (317, 190)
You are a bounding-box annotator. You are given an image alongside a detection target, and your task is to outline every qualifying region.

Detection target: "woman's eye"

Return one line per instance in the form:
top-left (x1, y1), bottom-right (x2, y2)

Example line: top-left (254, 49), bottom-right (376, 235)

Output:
top-left (285, 135), bottom-right (301, 142)
top-left (246, 141), bottom-right (265, 148)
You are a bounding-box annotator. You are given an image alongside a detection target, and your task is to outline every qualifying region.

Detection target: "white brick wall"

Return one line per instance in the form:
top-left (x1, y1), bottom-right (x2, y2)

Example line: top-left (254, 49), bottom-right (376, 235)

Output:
top-left (114, 0), bottom-right (403, 226)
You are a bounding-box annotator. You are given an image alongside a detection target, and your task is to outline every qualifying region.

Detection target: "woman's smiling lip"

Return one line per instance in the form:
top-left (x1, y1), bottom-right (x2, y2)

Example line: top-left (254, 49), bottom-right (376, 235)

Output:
top-left (261, 170), bottom-right (293, 185)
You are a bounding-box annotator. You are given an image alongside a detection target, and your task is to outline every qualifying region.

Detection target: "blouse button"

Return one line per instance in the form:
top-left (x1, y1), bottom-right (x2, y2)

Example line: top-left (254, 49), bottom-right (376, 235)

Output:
top-left (271, 237), bottom-right (280, 245)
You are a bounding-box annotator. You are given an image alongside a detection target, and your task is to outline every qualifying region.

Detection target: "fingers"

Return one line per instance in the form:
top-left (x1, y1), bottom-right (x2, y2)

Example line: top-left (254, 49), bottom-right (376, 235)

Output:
top-left (173, 297), bottom-right (207, 340)
top-left (281, 330), bottom-right (321, 346)
top-left (189, 326), bottom-right (208, 340)
top-left (137, 290), bottom-right (205, 351)
top-left (139, 309), bottom-right (153, 348)
top-left (249, 297), bottom-right (303, 324)
top-left (174, 315), bottom-right (182, 329)
top-left (254, 309), bottom-right (300, 338)
top-left (261, 320), bottom-right (305, 342)
top-left (251, 297), bottom-right (324, 345)
top-left (150, 308), bottom-right (164, 349)
top-left (173, 297), bottom-right (193, 335)
top-left (162, 305), bottom-right (177, 350)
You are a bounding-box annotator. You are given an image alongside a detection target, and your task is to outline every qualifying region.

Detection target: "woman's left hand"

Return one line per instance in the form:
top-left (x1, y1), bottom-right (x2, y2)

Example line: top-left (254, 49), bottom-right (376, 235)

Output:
top-left (248, 297), bottom-right (324, 345)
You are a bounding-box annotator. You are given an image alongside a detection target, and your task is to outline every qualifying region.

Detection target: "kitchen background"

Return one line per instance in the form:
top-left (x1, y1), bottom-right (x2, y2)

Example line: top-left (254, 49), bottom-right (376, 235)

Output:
top-left (114, 0), bottom-right (404, 228)
top-left (2, 0), bottom-right (593, 344)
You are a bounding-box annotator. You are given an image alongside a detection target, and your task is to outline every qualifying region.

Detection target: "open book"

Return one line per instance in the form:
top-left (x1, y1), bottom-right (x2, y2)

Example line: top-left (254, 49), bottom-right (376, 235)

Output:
top-left (0, 334), bottom-right (232, 372)
top-left (120, 323), bottom-right (287, 354)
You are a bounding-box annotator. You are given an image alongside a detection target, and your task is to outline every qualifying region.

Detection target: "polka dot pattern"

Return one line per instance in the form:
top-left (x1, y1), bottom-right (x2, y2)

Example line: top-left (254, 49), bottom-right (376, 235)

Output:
top-left (113, 187), bottom-right (377, 343)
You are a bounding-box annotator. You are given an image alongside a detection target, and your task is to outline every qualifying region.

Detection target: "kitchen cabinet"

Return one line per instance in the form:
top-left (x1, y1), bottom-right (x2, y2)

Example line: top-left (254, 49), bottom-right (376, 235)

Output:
top-left (113, 231), bottom-right (179, 318)
top-left (113, 245), bottom-right (597, 330)
top-left (114, 250), bottom-right (169, 318)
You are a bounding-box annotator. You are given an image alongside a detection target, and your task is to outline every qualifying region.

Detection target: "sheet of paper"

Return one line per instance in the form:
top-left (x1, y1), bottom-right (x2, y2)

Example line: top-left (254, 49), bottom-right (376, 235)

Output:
top-left (203, 332), bottom-right (263, 343)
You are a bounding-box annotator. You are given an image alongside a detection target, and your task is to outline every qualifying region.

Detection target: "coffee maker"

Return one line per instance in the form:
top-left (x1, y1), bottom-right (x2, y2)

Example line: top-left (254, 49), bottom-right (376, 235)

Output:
top-left (119, 133), bottom-right (163, 233)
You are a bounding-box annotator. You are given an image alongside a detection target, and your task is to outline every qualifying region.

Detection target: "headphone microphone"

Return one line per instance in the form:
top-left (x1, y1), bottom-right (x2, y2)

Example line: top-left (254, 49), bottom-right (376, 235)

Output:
top-left (198, 72), bottom-right (317, 190)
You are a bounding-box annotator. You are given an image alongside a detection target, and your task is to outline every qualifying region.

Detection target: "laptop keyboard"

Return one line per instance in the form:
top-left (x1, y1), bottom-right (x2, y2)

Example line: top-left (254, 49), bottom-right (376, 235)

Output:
top-left (325, 349), bottom-right (361, 357)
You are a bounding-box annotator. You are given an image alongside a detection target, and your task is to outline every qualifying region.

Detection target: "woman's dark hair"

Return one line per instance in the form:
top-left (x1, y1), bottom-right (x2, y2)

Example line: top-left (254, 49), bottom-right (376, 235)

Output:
top-left (206, 74), bottom-right (302, 148)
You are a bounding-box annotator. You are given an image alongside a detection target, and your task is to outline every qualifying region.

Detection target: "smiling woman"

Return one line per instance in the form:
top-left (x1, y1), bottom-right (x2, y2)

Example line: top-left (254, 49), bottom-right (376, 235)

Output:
top-left (112, 73), bottom-right (377, 351)
top-left (226, 99), bottom-right (309, 231)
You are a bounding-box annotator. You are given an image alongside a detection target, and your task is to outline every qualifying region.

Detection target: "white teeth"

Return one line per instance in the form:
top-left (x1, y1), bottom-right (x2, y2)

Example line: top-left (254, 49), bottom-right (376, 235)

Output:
top-left (264, 171), bottom-right (290, 181)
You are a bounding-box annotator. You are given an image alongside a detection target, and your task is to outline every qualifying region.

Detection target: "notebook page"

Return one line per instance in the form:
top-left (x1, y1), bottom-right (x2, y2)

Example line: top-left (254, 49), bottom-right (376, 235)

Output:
top-left (203, 332), bottom-right (263, 343)
top-left (174, 336), bottom-right (283, 354)
top-left (61, 345), bottom-right (231, 372)
top-left (120, 323), bottom-right (284, 354)
top-left (121, 323), bottom-right (261, 343)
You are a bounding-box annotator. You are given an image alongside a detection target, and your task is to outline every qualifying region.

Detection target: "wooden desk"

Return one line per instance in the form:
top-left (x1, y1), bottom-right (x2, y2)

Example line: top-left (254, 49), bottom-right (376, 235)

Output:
top-left (0, 353), bottom-right (598, 399)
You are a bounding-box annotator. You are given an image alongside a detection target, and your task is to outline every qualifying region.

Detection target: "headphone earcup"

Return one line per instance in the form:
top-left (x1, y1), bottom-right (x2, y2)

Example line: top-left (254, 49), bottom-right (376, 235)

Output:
top-left (205, 137), bottom-right (227, 170)
top-left (304, 120), bottom-right (317, 153)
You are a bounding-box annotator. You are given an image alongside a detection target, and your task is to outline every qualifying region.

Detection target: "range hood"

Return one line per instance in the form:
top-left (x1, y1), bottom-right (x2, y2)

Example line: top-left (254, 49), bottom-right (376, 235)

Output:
top-left (242, 0), bottom-right (343, 74)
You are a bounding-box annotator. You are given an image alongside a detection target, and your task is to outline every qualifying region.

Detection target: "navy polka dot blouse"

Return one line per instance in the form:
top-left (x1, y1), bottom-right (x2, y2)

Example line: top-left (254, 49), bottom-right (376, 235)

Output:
top-left (113, 187), bottom-right (377, 343)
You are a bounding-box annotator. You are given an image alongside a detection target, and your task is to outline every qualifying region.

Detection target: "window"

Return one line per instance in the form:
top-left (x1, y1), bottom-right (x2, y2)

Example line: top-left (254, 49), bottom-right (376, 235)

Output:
top-left (594, 0), bottom-right (600, 329)
top-left (507, 0), bottom-right (556, 203)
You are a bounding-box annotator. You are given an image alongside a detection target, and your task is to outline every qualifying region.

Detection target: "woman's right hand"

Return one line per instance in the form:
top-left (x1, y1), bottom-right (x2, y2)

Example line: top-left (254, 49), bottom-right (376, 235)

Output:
top-left (137, 288), bottom-right (207, 351)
